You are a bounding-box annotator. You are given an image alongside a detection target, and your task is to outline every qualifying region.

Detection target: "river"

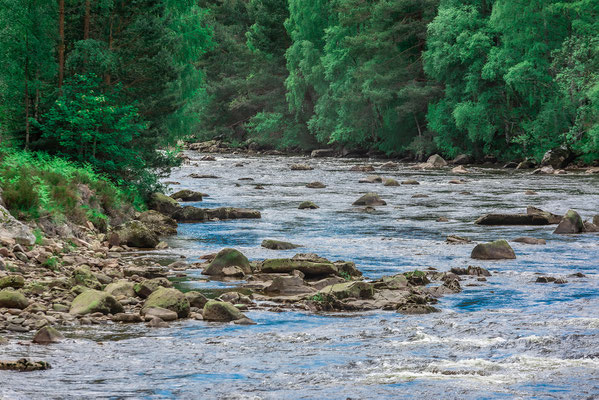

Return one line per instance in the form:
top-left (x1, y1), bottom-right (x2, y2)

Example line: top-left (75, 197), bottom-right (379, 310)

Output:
top-left (2, 152), bottom-right (598, 399)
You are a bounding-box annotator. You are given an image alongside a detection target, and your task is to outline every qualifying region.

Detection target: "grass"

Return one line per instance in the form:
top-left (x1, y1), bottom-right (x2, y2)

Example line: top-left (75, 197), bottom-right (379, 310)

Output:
top-left (0, 148), bottom-right (144, 223)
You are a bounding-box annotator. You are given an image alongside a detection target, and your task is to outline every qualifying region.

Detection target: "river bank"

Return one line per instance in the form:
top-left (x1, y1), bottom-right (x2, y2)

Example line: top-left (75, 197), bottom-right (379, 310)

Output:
top-left (1, 151), bottom-right (598, 398)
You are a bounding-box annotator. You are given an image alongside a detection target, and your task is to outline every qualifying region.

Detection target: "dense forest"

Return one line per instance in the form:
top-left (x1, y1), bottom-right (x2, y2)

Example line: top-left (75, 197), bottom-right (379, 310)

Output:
top-left (1, 0), bottom-right (598, 189)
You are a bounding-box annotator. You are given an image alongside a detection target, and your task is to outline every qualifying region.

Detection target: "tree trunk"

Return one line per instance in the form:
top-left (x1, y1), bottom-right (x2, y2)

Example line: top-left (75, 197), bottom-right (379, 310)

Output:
top-left (58, 0), bottom-right (65, 90)
top-left (84, 0), bottom-right (91, 40)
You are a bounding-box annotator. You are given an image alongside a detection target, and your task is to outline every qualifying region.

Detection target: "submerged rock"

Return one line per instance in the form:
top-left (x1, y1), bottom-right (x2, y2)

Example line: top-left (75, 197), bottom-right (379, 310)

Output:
top-left (203, 300), bottom-right (247, 322)
top-left (401, 180), bottom-right (419, 185)
top-left (513, 237), bottom-right (546, 245)
top-left (142, 287), bottom-right (190, 318)
top-left (69, 290), bottom-right (123, 315)
top-left (471, 240), bottom-right (516, 260)
top-left (554, 210), bottom-right (584, 234)
top-left (170, 189), bottom-right (204, 202)
top-left (261, 239), bottom-right (302, 250)
top-left (352, 193), bottom-right (386, 206)
top-left (306, 181), bottom-right (326, 189)
top-left (290, 164), bottom-right (313, 171)
top-left (203, 248), bottom-right (251, 276)
top-left (383, 178), bottom-right (400, 186)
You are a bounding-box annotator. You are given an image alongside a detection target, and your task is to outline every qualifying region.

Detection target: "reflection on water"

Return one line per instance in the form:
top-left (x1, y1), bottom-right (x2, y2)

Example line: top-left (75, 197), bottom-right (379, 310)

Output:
top-left (2, 153), bottom-right (598, 399)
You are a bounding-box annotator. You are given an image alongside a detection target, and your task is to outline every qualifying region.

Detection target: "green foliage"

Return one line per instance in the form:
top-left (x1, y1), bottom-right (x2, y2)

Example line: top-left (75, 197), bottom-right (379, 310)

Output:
top-left (42, 256), bottom-right (59, 271)
top-left (33, 228), bottom-right (44, 246)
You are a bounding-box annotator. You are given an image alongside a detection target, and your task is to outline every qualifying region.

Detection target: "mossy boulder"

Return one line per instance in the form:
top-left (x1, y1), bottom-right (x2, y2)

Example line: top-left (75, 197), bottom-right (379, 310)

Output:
top-left (142, 287), bottom-right (189, 318)
top-left (260, 258), bottom-right (338, 278)
top-left (32, 326), bottom-right (64, 344)
top-left (72, 266), bottom-right (102, 290)
top-left (137, 210), bottom-right (178, 236)
top-left (185, 291), bottom-right (208, 309)
top-left (170, 189), bottom-right (204, 202)
top-left (134, 278), bottom-right (172, 298)
top-left (403, 270), bottom-right (430, 286)
top-left (553, 210), bottom-right (584, 234)
top-left (172, 206), bottom-right (207, 222)
top-left (0, 289), bottom-right (29, 309)
top-left (203, 300), bottom-right (246, 322)
top-left (69, 289), bottom-right (124, 315)
top-left (318, 281), bottom-right (374, 300)
top-left (352, 193), bottom-right (386, 206)
top-left (203, 248), bottom-right (251, 276)
top-left (379, 274), bottom-right (408, 289)
top-left (0, 275), bottom-right (25, 289)
top-left (104, 280), bottom-right (136, 298)
top-left (110, 221), bottom-right (159, 248)
top-left (298, 201), bottom-right (319, 210)
top-left (383, 178), bottom-right (400, 187)
top-left (205, 207), bottom-right (261, 220)
top-left (148, 192), bottom-right (181, 217)
top-left (471, 240), bottom-right (516, 260)
top-left (261, 239), bottom-right (302, 250)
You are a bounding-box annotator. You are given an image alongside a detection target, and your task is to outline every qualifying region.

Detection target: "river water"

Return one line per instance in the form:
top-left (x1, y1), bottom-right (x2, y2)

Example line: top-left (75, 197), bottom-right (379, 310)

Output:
top-left (2, 153), bottom-right (598, 399)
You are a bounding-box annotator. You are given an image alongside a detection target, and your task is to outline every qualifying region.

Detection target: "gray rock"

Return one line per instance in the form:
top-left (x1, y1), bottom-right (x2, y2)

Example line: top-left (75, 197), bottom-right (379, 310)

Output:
top-left (471, 240), bottom-right (516, 260)
top-left (554, 210), bottom-right (584, 234)
top-left (0, 204), bottom-right (35, 245)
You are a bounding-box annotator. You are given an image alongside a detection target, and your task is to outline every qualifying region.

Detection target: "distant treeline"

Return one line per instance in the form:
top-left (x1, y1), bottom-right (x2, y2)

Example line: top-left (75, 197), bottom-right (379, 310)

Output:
top-left (1, 0), bottom-right (598, 172)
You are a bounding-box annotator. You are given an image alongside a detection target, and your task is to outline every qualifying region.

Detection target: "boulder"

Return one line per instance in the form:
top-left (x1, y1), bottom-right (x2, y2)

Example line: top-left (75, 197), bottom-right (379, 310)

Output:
top-left (532, 166), bottom-right (555, 175)
top-left (298, 201), bottom-right (319, 210)
top-left (378, 275), bottom-right (408, 289)
top-left (147, 317), bottom-right (169, 328)
top-left (452, 154), bottom-right (472, 165)
top-left (203, 300), bottom-right (246, 322)
top-left (72, 266), bottom-right (102, 290)
top-left (32, 326), bottom-right (63, 344)
top-left (359, 175), bottom-right (383, 183)
top-left (137, 210), bottom-right (178, 236)
top-left (584, 221), bottom-right (599, 232)
top-left (142, 307), bottom-right (178, 322)
top-left (0, 289), bottom-right (28, 309)
top-left (69, 290), bottom-right (123, 315)
top-left (0, 275), bottom-right (25, 289)
top-left (261, 239), bottom-right (302, 250)
top-left (513, 237), bottom-right (546, 245)
top-left (205, 207), bottom-right (261, 220)
top-left (427, 154), bottom-right (447, 167)
top-left (527, 207), bottom-right (562, 224)
top-left (318, 281), bottom-right (374, 300)
top-left (260, 258), bottom-right (338, 278)
top-left (148, 192), bottom-right (181, 217)
top-left (185, 291), bottom-right (208, 309)
top-left (451, 166), bottom-right (469, 174)
top-left (0, 359), bottom-right (51, 371)
top-left (350, 165), bottom-right (375, 172)
top-left (306, 181), bottom-right (326, 189)
top-left (170, 189), bottom-right (205, 202)
top-left (265, 276), bottom-right (316, 295)
top-left (380, 161), bottom-right (398, 170)
top-left (104, 280), bottom-right (136, 298)
top-left (475, 213), bottom-right (553, 226)
top-left (471, 240), bottom-right (516, 260)
top-left (172, 206), bottom-right (207, 222)
top-left (134, 278), bottom-right (172, 298)
top-left (553, 210), bottom-right (584, 234)
top-left (311, 149), bottom-right (336, 157)
top-left (352, 193), bottom-right (386, 206)
top-left (401, 180), bottom-right (419, 185)
top-left (290, 164), bottom-right (313, 170)
top-left (383, 178), bottom-right (400, 187)
top-left (189, 174), bottom-right (219, 179)
top-left (203, 248), bottom-right (251, 276)
top-left (0, 204), bottom-right (35, 245)
top-left (516, 158), bottom-right (536, 169)
top-left (110, 221), bottom-right (159, 248)
top-left (142, 287), bottom-right (190, 318)
top-left (541, 145), bottom-right (572, 169)
top-left (112, 313), bottom-right (143, 323)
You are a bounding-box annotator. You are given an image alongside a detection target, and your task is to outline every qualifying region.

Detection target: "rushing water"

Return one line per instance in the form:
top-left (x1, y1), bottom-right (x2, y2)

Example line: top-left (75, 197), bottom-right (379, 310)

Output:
top-left (2, 153), bottom-right (599, 399)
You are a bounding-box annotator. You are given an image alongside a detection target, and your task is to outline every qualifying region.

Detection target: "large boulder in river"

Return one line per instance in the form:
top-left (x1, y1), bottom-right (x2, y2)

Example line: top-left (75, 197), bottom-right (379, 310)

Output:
top-left (32, 326), bottom-right (63, 344)
top-left (526, 206), bottom-right (562, 224)
top-left (260, 258), bottom-right (338, 278)
top-left (426, 154), bottom-right (447, 167)
top-left (170, 190), bottom-right (205, 202)
top-left (137, 210), bottom-right (177, 236)
top-left (203, 248), bottom-right (251, 276)
top-left (475, 207), bottom-right (561, 225)
top-left (311, 149), bottom-right (336, 157)
top-left (172, 206), bottom-right (207, 222)
top-left (298, 201), bottom-right (319, 209)
top-left (0, 289), bottom-right (29, 309)
top-left (265, 276), bottom-right (316, 295)
top-left (142, 287), bottom-right (190, 318)
top-left (318, 281), bottom-right (374, 300)
top-left (261, 239), bottom-right (302, 250)
top-left (206, 207), bottom-right (261, 220)
top-left (148, 192), bottom-right (181, 217)
top-left (203, 300), bottom-right (247, 322)
top-left (553, 210), bottom-right (584, 234)
top-left (69, 290), bottom-right (123, 315)
top-left (471, 240), bottom-right (516, 260)
top-left (110, 221), bottom-right (159, 248)
top-left (134, 278), bottom-right (172, 298)
top-left (541, 145), bottom-right (573, 169)
top-left (352, 193), bottom-right (386, 206)
top-left (0, 204), bottom-right (35, 245)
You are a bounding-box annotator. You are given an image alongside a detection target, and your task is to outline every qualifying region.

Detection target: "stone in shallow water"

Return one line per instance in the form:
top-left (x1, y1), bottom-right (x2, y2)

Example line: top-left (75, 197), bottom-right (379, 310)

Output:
top-left (0, 358), bottom-right (51, 371)
top-left (513, 237), bottom-right (546, 245)
top-left (298, 201), bottom-right (319, 210)
top-left (203, 300), bottom-right (247, 322)
top-left (32, 326), bottom-right (64, 344)
top-left (352, 193), bottom-right (386, 206)
top-left (306, 181), bottom-right (326, 188)
top-left (553, 210), bottom-right (584, 234)
top-left (203, 248), bottom-right (251, 276)
top-left (471, 240), bottom-right (516, 260)
top-left (261, 239), bottom-right (302, 250)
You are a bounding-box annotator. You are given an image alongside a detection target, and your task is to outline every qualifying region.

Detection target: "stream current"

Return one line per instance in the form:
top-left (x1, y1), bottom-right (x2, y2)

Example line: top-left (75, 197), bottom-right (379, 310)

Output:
top-left (1, 152), bottom-right (598, 399)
